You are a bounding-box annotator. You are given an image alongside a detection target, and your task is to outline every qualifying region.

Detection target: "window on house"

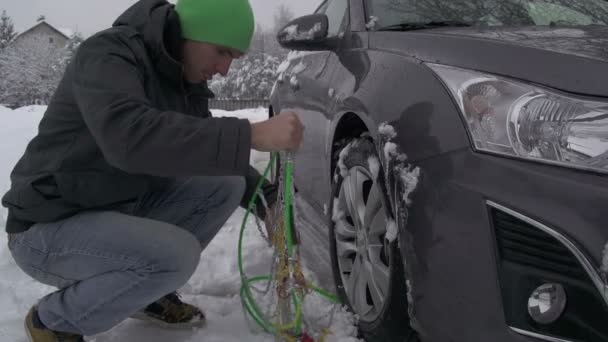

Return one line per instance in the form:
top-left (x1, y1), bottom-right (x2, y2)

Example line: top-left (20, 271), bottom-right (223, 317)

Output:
top-left (49, 37), bottom-right (54, 43)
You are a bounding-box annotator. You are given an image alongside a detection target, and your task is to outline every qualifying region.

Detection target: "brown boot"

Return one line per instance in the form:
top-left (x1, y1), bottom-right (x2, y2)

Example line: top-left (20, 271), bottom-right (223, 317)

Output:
top-left (24, 306), bottom-right (84, 342)
top-left (131, 292), bottom-right (206, 329)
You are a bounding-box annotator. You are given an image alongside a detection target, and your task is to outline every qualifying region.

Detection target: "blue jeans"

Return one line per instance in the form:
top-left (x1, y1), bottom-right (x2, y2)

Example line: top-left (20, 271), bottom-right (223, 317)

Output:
top-left (7, 176), bottom-right (246, 336)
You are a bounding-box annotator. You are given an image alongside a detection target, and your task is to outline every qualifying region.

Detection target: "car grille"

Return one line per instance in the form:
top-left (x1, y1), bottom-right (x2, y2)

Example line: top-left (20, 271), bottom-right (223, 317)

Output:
top-left (492, 209), bottom-right (587, 280)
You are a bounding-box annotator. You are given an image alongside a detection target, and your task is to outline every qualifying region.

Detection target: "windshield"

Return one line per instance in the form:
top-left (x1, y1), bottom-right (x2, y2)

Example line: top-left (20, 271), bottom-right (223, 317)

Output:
top-left (365, 0), bottom-right (608, 28)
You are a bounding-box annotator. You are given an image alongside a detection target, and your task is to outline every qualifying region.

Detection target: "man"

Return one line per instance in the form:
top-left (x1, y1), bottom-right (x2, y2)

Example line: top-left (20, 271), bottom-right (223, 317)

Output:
top-left (1, 0), bottom-right (303, 341)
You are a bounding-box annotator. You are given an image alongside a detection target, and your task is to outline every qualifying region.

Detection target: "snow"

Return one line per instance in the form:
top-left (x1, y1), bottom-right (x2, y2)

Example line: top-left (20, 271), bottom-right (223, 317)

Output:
top-left (378, 123), bottom-right (419, 206)
top-left (282, 23), bottom-right (322, 42)
top-left (383, 142), bottom-right (400, 162)
top-left (0, 106), bottom-right (360, 342)
top-left (385, 219), bottom-right (398, 242)
top-left (276, 60), bottom-right (291, 74)
top-left (209, 53), bottom-right (280, 99)
top-left (365, 16), bottom-right (379, 30)
top-left (292, 61), bottom-right (307, 75)
top-left (379, 121), bottom-right (407, 163)
top-left (275, 51), bottom-right (317, 88)
top-left (337, 142), bottom-right (355, 179)
top-left (290, 75), bottom-right (299, 88)
top-left (398, 166), bottom-right (421, 206)
top-left (378, 122), bottom-right (397, 140)
top-left (286, 51), bottom-right (315, 62)
top-left (376, 122), bottom-right (420, 325)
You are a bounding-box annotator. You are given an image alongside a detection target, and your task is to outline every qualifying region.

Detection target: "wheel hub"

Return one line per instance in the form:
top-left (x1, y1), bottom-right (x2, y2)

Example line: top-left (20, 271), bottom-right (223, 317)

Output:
top-left (357, 230), bottom-right (369, 258)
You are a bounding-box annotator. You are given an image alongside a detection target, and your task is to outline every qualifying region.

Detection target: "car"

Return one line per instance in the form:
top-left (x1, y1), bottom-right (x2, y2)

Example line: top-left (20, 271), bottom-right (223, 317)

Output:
top-left (268, 0), bottom-right (608, 341)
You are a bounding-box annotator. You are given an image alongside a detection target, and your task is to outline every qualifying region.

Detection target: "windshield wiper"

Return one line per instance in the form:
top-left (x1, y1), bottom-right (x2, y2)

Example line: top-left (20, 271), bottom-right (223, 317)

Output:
top-left (377, 21), bottom-right (472, 31)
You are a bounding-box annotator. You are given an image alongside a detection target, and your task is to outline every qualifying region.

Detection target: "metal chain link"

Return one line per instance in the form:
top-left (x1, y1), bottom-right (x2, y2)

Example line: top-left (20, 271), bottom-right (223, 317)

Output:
top-left (248, 151), bottom-right (339, 340)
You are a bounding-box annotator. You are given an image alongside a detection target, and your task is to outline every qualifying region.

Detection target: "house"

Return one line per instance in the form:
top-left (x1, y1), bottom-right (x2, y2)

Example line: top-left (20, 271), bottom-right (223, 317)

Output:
top-left (11, 20), bottom-right (70, 50)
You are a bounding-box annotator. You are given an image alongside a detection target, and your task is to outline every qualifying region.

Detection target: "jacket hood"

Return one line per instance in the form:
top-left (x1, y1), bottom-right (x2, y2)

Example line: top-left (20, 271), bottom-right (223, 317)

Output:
top-left (112, 0), bottom-right (184, 87)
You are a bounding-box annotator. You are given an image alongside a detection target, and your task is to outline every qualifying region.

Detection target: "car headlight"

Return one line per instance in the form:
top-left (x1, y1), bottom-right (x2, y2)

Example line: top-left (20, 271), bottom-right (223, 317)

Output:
top-left (429, 64), bottom-right (608, 174)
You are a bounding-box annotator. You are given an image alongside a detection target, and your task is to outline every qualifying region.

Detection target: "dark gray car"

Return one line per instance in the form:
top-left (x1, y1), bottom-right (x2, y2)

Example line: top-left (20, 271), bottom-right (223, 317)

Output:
top-left (269, 1), bottom-right (608, 341)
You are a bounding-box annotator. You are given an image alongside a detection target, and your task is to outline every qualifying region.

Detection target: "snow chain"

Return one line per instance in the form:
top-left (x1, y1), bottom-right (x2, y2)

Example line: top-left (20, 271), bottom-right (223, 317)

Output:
top-left (238, 151), bottom-right (341, 342)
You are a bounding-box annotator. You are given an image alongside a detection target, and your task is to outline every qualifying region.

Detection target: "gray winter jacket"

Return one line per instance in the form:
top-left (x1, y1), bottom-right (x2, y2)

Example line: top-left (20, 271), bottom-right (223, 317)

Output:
top-left (2, 0), bottom-right (276, 233)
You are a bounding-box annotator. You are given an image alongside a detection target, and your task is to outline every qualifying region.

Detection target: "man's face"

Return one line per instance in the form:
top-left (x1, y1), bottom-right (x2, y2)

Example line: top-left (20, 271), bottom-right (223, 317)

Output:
top-left (181, 40), bottom-right (244, 84)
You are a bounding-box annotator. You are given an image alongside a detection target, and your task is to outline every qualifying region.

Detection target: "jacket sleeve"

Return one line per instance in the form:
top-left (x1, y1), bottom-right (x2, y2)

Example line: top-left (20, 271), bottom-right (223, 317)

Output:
top-left (71, 33), bottom-right (251, 177)
top-left (241, 165), bottom-right (278, 220)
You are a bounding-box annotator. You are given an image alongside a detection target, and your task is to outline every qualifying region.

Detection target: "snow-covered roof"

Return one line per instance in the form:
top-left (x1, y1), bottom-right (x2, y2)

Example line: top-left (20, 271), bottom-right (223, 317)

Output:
top-left (13, 20), bottom-right (71, 42)
top-left (58, 28), bottom-right (73, 38)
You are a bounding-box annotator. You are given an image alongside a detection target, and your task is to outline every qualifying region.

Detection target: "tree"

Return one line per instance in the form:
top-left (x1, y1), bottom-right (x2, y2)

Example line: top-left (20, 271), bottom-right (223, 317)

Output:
top-left (210, 52), bottom-right (280, 99)
top-left (249, 24), bottom-right (266, 53)
top-left (0, 10), bottom-right (17, 50)
top-left (273, 4), bottom-right (295, 33)
top-left (0, 32), bottom-right (79, 107)
top-left (266, 4), bottom-right (296, 58)
top-left (56, 32), bottom-right (84, 70)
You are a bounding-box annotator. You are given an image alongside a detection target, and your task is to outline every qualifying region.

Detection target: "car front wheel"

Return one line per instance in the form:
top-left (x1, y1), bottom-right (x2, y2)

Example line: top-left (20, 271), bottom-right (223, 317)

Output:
top-left (329, 138), bottom-right (415, 341)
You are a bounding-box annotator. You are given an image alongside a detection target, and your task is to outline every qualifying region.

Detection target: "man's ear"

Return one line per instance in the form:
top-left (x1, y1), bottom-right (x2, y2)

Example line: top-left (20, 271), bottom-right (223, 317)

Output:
top-left (232, 48), bottom-right (246, 59)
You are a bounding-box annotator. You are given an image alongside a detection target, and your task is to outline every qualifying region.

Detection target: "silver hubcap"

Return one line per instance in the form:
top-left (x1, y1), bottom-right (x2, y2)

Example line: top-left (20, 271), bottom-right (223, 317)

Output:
top-left (335, 166), bottom-right (391, 322)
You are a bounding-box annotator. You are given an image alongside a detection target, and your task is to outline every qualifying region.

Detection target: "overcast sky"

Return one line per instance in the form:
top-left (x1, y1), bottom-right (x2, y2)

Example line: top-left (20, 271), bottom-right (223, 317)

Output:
top-left (1, 0), bottom-right (320, 37)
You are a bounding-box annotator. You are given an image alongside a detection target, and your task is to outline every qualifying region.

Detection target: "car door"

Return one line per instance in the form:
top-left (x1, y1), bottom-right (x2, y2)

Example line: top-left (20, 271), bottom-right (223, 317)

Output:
top-left (280, 0), bottom-right (351, 214)
top-left (271, 0), bottom-right (352, 290)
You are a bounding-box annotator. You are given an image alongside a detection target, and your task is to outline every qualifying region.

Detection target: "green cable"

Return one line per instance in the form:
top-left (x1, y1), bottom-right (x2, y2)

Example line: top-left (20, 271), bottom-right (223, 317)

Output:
top-left (238, 152), bottom-right (276, 333)
top-left (284, 156), bottom-right (295, 257)
top-left (238, 151), bottom-right (341, 337)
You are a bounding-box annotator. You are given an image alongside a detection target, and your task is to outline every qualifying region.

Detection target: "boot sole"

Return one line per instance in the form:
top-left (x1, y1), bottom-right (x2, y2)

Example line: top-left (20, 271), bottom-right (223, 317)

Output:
top-left (130, 311), bottom-right (206, 330)
top-left (24, 318), bottom-right (34, 342)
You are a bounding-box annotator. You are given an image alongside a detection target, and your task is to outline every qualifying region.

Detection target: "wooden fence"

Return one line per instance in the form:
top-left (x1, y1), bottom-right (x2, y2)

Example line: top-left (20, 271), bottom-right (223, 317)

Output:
top-left (209, 98), bottom-right (269, 111)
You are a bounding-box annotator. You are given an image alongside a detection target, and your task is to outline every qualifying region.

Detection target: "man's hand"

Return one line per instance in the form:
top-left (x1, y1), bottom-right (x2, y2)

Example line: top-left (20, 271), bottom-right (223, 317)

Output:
top-left (251, 111), bottom-right (304, 152)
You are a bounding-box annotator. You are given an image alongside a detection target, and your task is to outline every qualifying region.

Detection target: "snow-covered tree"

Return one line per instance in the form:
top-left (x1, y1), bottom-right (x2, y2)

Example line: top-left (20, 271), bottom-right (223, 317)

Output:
top-left (249, 24), bottom-right (266, 53)
top-left (55, 32), bottom-right (84, 71)
top-left (266, 5), bottom-right (296, 59)
top-left (0, 32), bottom-right (83, 107)
top-left (210, 52), bottom-right (280, 99)
top-left (0, 10), bottom-right (17, 51)
top-left (273, 4), bottom-right (295, 33)
top-left (0, 35), bottom-right (62, 106)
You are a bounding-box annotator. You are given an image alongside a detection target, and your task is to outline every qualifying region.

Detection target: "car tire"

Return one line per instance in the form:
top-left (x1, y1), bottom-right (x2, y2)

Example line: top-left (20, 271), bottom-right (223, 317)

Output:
top-left (329, 138), bottom-right (415, 342)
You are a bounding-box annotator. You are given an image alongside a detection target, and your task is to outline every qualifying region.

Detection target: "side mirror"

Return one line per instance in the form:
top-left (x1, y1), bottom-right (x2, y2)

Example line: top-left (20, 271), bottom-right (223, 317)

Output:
top-left (277, 14), bottom-right (335, 51)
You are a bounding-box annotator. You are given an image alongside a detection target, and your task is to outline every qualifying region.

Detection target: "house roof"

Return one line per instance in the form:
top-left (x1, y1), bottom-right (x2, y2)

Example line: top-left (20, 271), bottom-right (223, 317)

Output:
top-left (13, 20), bottom-right (71, 42)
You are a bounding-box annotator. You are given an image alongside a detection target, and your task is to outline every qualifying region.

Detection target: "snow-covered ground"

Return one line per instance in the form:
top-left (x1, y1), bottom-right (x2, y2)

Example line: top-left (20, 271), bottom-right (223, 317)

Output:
top-left (0, 105), bottom-right (359, 342)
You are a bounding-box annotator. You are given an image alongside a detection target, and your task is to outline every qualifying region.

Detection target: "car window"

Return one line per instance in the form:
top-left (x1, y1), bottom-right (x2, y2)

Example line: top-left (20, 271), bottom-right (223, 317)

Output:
top-left (364, 0), bottom-right (608, 27)
top-left (320, 0), bottom-right (350, 36)
top-left (527, 2), bottom-right (597, 25)
top-left (315, 1), bottom-right (330, 14)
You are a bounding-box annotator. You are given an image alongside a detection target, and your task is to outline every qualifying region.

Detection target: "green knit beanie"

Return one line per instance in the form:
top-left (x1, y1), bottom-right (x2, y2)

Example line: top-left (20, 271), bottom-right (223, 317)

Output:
top-left (175, 0), bottom-right (255, 53)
